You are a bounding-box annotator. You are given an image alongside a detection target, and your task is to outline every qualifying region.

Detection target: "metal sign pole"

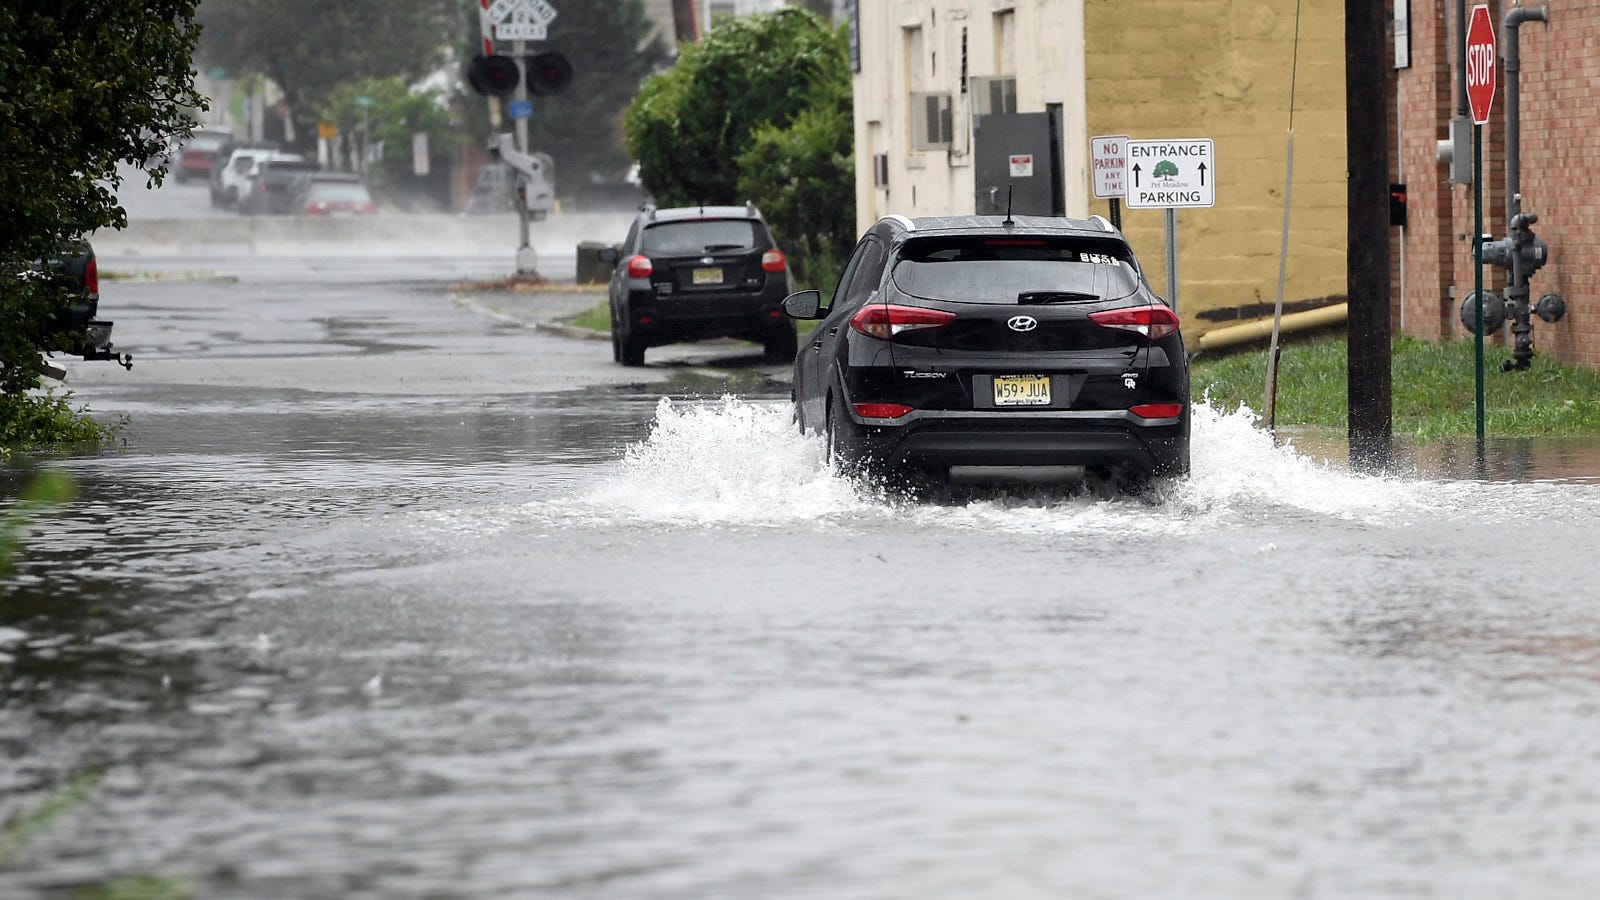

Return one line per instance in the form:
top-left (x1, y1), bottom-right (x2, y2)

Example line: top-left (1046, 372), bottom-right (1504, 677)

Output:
top-left (513, 39), bottom-right (536, 274)
top-left (1473, 122), bottom-right (1486, 450)
top-left (1109, 198), bottom-right (1121, 231)
top-left (1164, 208), bottom-right (1178, 312)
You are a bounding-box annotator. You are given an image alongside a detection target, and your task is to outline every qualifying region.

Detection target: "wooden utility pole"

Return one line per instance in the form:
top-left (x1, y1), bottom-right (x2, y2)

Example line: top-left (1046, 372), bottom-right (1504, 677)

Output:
top-left (1346, 0), bottom-right (1393, 470)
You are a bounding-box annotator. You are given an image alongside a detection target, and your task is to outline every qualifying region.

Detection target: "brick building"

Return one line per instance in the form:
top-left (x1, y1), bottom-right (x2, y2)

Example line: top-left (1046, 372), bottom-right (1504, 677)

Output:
top-left (1395, 1), bottom-right (1598, 370)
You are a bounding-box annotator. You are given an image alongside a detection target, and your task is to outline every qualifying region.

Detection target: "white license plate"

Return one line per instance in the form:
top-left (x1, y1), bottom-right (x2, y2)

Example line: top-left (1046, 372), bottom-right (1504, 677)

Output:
top-left (993, 375), bottom-right (1051, 406)
top-left (692, 267), bottom-right (723, 285)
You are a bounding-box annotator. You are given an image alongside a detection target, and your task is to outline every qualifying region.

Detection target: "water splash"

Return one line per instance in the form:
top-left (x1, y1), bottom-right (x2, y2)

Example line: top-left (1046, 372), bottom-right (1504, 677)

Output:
top-left (557, 396), bottom-right (1463, 533)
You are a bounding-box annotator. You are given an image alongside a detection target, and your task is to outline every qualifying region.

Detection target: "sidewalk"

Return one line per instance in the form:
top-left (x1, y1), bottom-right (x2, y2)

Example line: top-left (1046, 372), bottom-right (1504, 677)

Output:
top-left (447, 282), bottom-right (609, 340)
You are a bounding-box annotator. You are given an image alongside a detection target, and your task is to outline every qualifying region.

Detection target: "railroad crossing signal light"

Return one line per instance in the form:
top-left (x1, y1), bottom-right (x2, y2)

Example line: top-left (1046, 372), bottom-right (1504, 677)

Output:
top-left (526, 52), bottom-right (572, 96)
top-left (467, 54), bottom-right (520, 97)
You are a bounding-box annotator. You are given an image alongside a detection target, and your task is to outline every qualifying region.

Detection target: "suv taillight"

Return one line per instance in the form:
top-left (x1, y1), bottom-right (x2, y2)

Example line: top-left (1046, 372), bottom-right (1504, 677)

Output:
top-left (1089, 305), bottom-right (1180, 340)
top-left (84, 255), bottom-right (98, 297)
top-left (850, 304), bottom-right (956, 340)
top-left (761, 249), bottom-right (786, 273)
top-left (627, 254), bottom-right (653, 278)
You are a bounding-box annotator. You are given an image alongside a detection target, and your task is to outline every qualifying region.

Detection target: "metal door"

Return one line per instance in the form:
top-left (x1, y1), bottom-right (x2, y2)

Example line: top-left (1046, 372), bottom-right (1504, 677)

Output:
top-left (973, 111), bottom-right (1063, 216)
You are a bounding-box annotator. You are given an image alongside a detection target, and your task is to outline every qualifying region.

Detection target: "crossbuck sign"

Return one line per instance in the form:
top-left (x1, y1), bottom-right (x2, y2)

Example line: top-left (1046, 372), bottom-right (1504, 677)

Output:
top-left (489, 0), bottom-right (557, 41)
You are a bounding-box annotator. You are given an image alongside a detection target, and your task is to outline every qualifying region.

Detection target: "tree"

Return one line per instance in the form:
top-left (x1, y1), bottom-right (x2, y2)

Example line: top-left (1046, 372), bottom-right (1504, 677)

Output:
top-left (0, 1), bottom-right (203, 403)
top-left (197, 0), bottom-right (457, 147)
top-left (625, 9), bottom-right (853, 287)
top-left (321, 78), bottom-right (453, 208)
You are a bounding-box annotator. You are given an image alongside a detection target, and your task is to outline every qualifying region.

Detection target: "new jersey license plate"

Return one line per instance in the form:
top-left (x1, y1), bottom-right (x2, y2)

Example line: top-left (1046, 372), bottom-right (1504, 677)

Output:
top-left (993, 374), bottom-right (1051, 406)
top-left (692, 267), bottom-right (723, 285)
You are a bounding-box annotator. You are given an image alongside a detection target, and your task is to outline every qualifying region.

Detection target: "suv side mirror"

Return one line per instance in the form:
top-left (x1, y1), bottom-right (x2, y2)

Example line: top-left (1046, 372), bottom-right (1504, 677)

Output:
top-left (782, 289), bottom-right (822, 320)
top-left (597, 247), bottom-right (619, 265)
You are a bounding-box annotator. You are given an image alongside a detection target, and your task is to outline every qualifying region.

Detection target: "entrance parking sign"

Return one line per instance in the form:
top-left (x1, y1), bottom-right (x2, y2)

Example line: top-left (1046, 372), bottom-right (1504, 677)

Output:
top-left (1125, 138), bottom-right (1215, 208)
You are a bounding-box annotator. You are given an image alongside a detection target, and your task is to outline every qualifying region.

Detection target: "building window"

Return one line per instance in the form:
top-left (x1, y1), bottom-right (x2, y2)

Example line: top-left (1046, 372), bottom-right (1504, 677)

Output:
top-left (910, 92), bottom-right (953, 151)
top-left (993, 9), bottom-right (1016, 76)
top-left (873, 153), bottom-right (890, 187)
top-left (970, 76), bottom-right (1017, 116)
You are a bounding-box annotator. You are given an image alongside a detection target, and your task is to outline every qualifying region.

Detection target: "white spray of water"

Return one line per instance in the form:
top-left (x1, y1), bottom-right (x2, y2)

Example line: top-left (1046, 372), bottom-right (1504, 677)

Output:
top-left (556, 396), bottom-right (1470, 534)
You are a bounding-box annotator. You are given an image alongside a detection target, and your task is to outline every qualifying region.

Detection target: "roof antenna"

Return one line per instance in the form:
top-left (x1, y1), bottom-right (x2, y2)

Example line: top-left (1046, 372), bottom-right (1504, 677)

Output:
top-left (1002, 185), bottom-right (1015, 227)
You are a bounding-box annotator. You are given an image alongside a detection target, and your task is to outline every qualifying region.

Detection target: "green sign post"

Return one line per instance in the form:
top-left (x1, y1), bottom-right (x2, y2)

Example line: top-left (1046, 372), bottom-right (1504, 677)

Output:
top-left (1466, 5), bottom-right (1496, 450)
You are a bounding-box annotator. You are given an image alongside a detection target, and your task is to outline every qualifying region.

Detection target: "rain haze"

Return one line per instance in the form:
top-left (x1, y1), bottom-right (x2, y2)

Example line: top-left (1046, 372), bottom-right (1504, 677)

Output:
top-left (6, 2), bottom-right (1600, 899)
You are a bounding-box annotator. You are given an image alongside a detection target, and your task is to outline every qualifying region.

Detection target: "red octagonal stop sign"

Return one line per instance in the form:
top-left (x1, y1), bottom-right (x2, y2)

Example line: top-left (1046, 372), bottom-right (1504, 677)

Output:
top-left (1466, 4), bottom-right (1497, 125)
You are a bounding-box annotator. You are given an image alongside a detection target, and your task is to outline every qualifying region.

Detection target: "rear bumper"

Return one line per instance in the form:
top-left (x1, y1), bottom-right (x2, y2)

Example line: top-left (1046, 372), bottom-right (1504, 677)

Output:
top-left (624, 287), bottom-right (791, 344)
top-left (849, 408), bottom-right (1189, 475)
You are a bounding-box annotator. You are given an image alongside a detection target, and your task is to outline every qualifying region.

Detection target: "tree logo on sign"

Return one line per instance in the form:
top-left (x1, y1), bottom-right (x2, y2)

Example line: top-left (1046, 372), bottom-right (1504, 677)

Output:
top-left (1153, 160), bottom-right (1180, 179)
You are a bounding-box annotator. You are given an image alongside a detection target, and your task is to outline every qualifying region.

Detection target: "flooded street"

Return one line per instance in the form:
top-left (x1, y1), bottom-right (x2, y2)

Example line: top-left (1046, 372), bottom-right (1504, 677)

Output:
top-left (6, 223), bottom-right (1600, 897)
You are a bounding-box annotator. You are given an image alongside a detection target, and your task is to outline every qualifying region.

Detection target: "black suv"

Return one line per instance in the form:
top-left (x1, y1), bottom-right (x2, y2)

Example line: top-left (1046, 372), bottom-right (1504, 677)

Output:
top-left (783, 214), bottom-right (1189, 491)
top-left (602, 204), bottom-right (797, 366)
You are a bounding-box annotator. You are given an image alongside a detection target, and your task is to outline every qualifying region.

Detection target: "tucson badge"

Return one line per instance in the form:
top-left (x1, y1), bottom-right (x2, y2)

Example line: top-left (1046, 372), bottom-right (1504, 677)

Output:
top-left (1007, 315), bottom-right (1039, 332)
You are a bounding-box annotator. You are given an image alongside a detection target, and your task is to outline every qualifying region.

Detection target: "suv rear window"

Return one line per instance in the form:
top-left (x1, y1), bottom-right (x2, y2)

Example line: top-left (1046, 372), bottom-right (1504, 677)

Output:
top-left (892, 236), bottom-right (1142, 303)
top-left (641, 220), bottom-right (760, 255)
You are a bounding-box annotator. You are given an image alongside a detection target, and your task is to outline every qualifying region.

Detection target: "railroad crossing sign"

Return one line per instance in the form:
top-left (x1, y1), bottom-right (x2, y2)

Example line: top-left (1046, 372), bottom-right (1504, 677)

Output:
top-left (1125, 138), bottom-right (1215, 208)
top-left (1466, 4), bottom-right (1496, 125)
top-left (488, 0), bottom-right (557, 41)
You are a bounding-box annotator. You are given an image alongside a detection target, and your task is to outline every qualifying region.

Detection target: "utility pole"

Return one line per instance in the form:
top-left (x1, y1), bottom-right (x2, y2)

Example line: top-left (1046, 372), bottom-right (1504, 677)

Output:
top-left (1345, 0), bottom-right (1392, 470)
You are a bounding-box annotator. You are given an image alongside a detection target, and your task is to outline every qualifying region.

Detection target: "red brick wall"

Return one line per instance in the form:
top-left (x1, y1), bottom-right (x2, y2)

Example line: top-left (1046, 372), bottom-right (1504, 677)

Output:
top-left (1396, 1), bottom-right (1596, 366)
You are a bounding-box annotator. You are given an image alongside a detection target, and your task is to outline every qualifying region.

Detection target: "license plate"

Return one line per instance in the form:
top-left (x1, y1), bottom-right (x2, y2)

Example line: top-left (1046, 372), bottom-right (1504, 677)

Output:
top-left (993, 375), bottom-right (1051, 406)
top-left (692, 267), bottom-right (723, 285)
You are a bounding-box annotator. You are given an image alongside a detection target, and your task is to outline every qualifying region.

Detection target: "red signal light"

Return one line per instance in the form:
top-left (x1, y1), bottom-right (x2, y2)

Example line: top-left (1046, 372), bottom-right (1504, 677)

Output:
top-left (527, 52), bottom-right (572, 96)
top-left (1088, 304), bottom-right (1180, 340)
top-left (467, 55), bottom-right (520, 97)
top-left (626, 254), bottom-right (653, 278)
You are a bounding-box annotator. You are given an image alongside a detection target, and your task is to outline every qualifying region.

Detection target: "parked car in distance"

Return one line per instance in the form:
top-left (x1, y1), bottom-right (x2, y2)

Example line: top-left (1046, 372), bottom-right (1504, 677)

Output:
top-left (241, 159), bottom-right (322, 215)
top-left (783, 214), bottom-right (1189, 492)
top-left (600, 203), bottom-right (796, 367)
top-left (174, 126), bottom-right (234, 184)
top-left (210, 145), bottom-right (285, 208)
top-left (298, 174), bottom-right (377, 216)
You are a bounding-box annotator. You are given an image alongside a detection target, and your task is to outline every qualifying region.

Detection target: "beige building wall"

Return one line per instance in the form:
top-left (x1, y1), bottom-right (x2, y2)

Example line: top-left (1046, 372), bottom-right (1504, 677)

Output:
top-left (853, 1), bottom-right (1088, 235)
top-left (854, 0), bottom-right (1350, 337)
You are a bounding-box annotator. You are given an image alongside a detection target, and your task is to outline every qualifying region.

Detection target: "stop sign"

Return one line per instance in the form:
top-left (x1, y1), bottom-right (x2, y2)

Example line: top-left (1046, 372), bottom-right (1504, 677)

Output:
top-left (1466, 4), bottom-right (1496, 125)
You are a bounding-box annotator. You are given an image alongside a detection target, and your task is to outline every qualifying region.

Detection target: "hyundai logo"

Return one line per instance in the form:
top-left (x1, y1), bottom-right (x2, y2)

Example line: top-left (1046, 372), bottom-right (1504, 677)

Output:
top-left (1007, 315), bottom-right (1039, 332)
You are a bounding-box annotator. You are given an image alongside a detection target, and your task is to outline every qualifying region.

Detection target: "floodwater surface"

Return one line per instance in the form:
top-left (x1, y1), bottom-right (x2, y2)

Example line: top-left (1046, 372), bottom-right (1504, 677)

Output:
top-left (5, 390), bottom-right (1600, 899)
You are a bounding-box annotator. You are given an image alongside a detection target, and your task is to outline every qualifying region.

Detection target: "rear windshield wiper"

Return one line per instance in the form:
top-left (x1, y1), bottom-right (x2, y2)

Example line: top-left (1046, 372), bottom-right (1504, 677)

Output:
top-left (1018, 291), bottom-right (1100, 304)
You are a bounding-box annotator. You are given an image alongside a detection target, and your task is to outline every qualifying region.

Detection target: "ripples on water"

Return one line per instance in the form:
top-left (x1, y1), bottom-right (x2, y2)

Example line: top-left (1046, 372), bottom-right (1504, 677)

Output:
top-left (9, 396), bottom-right (1600, 899)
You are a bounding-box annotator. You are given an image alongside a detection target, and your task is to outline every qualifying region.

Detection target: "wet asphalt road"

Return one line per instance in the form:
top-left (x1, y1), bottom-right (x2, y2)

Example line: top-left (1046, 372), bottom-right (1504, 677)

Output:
top-left (4, 186), bottom-right (1600, 897)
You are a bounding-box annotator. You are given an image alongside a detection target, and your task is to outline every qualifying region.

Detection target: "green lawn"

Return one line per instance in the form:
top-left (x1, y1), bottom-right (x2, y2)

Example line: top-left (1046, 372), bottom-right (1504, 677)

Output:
top-left (1194, 334), bottom-right (1600, 439)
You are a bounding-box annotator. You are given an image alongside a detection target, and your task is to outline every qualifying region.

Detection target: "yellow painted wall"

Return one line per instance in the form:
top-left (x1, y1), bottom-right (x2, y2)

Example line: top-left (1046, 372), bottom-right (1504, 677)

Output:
top-left (1083, 1), bottom-right (1348, 332)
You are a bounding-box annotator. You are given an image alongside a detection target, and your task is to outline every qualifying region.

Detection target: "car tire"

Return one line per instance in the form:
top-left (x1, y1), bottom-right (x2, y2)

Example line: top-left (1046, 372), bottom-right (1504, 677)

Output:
top-left (825, 399), bottom-right (865, 477)
top-left (762, 324), bottom-right (798, 363)
top-left (620, 331), bottom-right (646, 367)
top-left (610, 325), bottom-right (623, 363)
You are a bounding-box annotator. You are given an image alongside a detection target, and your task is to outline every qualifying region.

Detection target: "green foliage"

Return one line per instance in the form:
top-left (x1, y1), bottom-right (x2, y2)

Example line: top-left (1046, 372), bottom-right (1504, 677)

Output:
top-left (197, 0), bottom-right (457, 142)
top-left (0, 469), bottom-right (78, 579)
top-left (736, 86), bottom-right (853, 289)
top-left (0, 1), bottom-right (202, 399)
top-left (0, 393), bottom-right (116, 463)
top-left (625, 9), bottom-right (851, 205)
top-left (625, 9), bottom-right (854, 288)
top-left (0, 768), bottom-right (100, 868)
top-left (320, 77), bottom-right (452, 197)
top-left (1192, 334), bottom-right (1600, 439)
